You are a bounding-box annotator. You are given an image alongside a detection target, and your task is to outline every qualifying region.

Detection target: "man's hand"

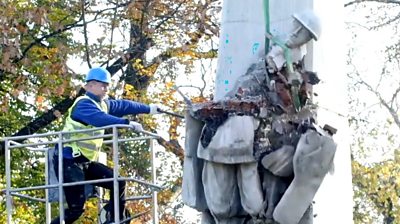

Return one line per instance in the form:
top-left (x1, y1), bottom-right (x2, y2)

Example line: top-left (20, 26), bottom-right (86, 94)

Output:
top-left (129, 121), bottom-right (143, 132)
top-left (149, 104), bottom-right (160, 114)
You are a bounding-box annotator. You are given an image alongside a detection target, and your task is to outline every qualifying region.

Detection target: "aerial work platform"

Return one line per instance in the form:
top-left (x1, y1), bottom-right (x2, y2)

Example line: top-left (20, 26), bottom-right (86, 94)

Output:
top-left (3, 124), bottom-right (162, 224)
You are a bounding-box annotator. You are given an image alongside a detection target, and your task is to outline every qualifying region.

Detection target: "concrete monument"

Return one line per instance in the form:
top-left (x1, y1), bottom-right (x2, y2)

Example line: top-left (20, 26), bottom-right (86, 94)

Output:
top-left (182, 3), bottom-right (337, 224)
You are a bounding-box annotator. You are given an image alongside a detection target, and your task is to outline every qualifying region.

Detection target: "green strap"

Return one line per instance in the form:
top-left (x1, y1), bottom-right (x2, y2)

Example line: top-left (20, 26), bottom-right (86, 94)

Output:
top-left (263, 3), bottom-right (299, 111)
top-left (263, 0), bottom-right (270, 51)
top-left (264, 0), bottom-right (294, 73)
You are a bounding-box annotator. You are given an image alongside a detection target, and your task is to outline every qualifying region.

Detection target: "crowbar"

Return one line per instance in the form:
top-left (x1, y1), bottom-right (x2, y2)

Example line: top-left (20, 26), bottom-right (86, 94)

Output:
top-left (157, 108), bottom-right (184, 119)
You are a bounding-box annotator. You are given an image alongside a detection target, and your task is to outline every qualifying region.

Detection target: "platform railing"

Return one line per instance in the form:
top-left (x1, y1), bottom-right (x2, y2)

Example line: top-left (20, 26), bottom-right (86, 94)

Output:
top-left (3, 124), bottom-right (162, 224)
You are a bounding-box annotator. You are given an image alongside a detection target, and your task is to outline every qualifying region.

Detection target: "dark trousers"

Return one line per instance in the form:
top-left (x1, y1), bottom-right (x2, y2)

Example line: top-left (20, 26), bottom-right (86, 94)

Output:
top-left (51, 155), bottom-right (126, 224)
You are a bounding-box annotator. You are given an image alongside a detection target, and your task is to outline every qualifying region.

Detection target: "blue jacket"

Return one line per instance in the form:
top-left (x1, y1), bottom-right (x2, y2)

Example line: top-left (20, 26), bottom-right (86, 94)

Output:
top-left (61, 91), bottom-right (150, 158)
top-left (71, 92), bottom-right (150, 126)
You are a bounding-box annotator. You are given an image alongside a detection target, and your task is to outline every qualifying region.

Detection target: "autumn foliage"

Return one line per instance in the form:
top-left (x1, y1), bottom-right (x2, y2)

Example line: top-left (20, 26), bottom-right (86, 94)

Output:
top-left (0, 0), bottom-right (221, 223)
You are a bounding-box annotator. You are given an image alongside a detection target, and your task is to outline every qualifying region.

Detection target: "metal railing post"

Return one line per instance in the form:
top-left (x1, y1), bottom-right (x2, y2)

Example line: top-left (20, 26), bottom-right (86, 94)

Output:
top-left (97, 151), bottom-right (107, 224)
top-left (112, 126), bottom-right (120, 223)
top-left (5, 139), bottom-right (12, 224)
top-left (57, 133), bottom-right (65, 222)
top-left (45, 149), bottom-right (51, 223)
top-left (150, 138), bottom-right (159, 224)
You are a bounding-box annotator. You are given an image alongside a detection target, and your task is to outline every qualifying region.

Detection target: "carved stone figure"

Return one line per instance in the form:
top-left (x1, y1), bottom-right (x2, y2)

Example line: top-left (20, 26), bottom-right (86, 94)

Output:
top-left (258, 10), bottom-right (332, 224)
top-left (273, 130), bottom-right (336, 224)
top-left (182, 10), bottom-right (336, 224)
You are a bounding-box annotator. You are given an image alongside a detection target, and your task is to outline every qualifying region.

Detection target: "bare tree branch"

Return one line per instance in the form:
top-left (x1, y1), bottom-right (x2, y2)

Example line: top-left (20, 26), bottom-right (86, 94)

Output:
top-left (356, 71), bottom-right (400, 130)
top-left (107, 6), bottom-right (118, 67)
top-left (390, 86), bottom-right (400, 108)
top-left (345, 0), bottom-right (400, 7)
top-left (81, 0), bottom-right (92, 68)
top-left (372, 12), bottom-right (400, 29)
top-left (157, 137), bottom-right (184, 163)
top-left (153, 1), bottom-right (185, 30)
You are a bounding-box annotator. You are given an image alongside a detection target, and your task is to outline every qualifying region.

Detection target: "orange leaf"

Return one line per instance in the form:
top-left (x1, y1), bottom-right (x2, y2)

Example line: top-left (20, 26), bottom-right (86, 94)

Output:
top-left (37, 96), bottom-right (44, 104)
top-left (165, 82), bottom-right (174, 89)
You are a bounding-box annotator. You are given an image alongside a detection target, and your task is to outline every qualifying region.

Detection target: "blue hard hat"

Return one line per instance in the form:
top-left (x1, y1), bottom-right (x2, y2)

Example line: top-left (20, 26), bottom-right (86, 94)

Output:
top-left (85, 67), bottom-right (111, 84)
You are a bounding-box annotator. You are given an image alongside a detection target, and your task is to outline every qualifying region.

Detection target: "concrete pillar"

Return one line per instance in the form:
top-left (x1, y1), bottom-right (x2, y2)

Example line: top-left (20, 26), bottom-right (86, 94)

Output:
top-left (214, 0), bottom-right (313, 99)
top-left (213, 0), bottom-right (265, 101)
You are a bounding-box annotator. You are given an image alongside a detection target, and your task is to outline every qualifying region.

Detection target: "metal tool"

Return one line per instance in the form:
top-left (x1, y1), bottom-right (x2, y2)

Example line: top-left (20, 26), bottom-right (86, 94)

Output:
top-left (157, 108), bottom-right (184, 119)
top-left (173, 85), bottom-right (193, 107)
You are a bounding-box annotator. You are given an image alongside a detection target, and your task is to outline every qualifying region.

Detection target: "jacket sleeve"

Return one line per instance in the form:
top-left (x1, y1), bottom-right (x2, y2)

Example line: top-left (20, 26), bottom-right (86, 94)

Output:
top-left (107, 99), bottom-right (151, 117)
top-left (71, 99), bottom-right (130, 127)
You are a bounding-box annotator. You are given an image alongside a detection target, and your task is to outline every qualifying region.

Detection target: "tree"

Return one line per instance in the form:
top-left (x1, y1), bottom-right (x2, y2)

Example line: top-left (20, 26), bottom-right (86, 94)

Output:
top-left (0, 0), bottom-right (221, 222)
top-left (345, 1), bottom-right (400, 223)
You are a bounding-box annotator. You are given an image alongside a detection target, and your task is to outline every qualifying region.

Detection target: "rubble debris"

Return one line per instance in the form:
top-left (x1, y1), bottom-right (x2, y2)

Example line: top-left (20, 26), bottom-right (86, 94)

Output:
top-left (192, 97), bottom-right (263, 121)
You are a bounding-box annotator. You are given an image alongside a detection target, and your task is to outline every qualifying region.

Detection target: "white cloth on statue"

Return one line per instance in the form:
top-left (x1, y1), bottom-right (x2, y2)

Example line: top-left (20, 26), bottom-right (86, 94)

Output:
top-left (182, 111), bottom-right (208, 211)
top-left (197, 115), bottom-right (258, 164)
top-left (202, 161), bottom-right (263, 223)
top-left (266, 44), bottom-right (307, 72)
top-left (273, 130), bottom-right (337, 224)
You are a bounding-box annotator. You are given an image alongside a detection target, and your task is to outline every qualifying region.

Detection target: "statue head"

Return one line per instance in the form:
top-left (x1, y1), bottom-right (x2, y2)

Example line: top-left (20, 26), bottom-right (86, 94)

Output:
top-left (286, 10), bottom-right (321, 48)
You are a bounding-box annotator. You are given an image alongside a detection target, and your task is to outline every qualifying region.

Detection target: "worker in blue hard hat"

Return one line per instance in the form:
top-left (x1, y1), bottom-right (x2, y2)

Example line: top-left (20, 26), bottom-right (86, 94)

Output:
top-left (51, 67), bottom-right (160, 224)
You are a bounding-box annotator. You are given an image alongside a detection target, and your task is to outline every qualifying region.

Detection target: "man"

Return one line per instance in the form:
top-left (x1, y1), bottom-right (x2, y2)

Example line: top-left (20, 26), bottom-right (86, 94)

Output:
top-left (51, 67), bottom-right (159, 224)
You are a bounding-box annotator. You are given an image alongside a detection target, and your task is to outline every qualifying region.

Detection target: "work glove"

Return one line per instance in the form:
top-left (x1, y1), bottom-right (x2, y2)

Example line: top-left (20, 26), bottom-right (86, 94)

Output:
top-left (129, 121), bottom-right (143, 132)
top-left (149, 103), bottom-right (160, 114)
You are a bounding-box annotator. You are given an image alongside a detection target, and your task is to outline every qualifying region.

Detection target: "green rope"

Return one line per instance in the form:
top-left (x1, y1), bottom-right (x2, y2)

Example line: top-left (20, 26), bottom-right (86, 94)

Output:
top-left (263, 2), bottom-right (299, 111)
top-left (263, 0), bottom-right (270, 51)
top-left (263, 0), bottom-right (293, 73)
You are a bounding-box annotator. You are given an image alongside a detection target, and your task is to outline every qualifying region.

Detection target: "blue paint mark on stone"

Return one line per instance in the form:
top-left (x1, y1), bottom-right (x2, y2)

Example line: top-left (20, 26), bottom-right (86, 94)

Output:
top-left (224, 80), bottom-right (229, 84)
top-left (252, 42), bottom-right (260, 54)
top-left (225, 88), bottom-right (229, 92)
top-left (225, 34), bottom-right (229, 44)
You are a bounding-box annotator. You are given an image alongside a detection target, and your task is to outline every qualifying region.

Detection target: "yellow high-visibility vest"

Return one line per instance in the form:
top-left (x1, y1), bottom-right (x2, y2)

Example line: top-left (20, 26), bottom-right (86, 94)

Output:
top-left (62, 95), bottom-right (108, 161)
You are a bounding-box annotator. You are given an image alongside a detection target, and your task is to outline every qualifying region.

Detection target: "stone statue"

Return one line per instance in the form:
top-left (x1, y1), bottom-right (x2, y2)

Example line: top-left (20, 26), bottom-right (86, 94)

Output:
top-left (182, 10), bottom-right (337, 224)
